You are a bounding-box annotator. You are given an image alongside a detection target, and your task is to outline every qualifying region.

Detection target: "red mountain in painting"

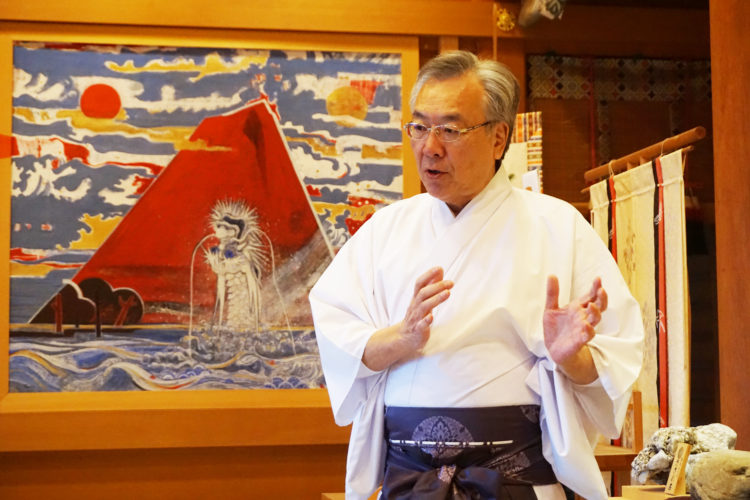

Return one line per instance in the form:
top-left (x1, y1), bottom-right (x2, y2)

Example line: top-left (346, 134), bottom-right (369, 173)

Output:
top-left (72, 99), bottom-right (328, 324)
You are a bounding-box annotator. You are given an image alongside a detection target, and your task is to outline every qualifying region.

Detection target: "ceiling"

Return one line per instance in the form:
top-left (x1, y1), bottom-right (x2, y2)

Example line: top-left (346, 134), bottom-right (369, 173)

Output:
top-left (565, 0), bottom-right (708, 8)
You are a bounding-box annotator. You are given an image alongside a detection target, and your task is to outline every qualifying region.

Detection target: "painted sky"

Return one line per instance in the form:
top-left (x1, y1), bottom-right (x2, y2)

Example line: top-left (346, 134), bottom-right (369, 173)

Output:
top-left (10, 43), bottom-right (403, 323)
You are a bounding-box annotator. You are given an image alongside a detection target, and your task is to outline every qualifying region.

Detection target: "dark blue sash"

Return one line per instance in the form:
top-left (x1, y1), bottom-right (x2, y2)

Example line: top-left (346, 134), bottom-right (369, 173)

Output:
top-left (382, 405), bottom-right (557, 499)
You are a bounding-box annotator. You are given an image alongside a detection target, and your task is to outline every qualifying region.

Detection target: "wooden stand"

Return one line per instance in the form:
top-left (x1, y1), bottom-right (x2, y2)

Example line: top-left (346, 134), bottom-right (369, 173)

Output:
top-left (609, 485), bottom-right (690, 499)
top-left (583, 126), bottom-right (706, 184)
top-left (610, 442), bottom-right (691, 499)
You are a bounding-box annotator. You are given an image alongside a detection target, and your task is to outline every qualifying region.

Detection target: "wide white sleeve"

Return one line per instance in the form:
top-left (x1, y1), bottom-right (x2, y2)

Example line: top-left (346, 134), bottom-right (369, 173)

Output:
top-left (309, 219), bottom-right (393, 499)
top-left (309, 222), bottom-right (387, 426)
top-left (570, 212), bottom-right (644, 439)
top-left (527, 207), bottom-right (644, 500)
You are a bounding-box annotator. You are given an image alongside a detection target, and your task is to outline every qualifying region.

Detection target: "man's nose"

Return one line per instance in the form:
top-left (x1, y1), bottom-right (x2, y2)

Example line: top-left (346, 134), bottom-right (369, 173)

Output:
top-left (421, 129), bottom-right (445, 157)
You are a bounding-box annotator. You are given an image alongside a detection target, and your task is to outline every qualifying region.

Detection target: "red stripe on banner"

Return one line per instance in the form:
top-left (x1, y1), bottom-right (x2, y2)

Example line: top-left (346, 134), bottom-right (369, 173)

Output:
top-left (608, 172), bottom-right (621, 491)
top-left (655, 157), bottom-right (669, 427)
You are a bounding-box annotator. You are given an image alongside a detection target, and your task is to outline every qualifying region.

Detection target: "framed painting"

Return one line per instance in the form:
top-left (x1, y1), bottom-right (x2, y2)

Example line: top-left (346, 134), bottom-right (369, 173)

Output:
top-left (0, 21), bottom-right (419, 451)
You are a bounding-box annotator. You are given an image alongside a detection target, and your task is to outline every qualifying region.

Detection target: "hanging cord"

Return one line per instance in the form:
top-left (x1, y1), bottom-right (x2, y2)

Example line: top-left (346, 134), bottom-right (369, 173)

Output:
top-left (260, 232), bottom-right (295, 356)
top-left (188, 234), bottom-right (215, 361)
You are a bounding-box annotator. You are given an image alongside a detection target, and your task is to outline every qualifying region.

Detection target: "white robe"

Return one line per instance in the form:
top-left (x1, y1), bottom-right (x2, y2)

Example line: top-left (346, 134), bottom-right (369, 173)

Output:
top-left (309, 170), bottom-right (644, 500)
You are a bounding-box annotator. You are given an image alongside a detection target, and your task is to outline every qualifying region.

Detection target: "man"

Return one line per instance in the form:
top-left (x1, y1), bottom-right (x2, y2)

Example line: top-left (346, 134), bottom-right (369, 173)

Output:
top-left (310, 51), bottom-right (643, 500)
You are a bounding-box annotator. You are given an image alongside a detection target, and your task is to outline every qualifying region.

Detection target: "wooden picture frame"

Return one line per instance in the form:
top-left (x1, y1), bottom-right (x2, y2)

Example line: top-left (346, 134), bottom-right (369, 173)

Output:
top-left (0, 20), bottom-right (419, 453)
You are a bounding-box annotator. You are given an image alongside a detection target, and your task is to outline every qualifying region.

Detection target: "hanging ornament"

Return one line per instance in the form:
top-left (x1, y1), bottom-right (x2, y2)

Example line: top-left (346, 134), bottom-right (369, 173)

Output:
top-left (519, 0), bottom-right (567, 28)
top-left (496, 7), bottom-right (516, 32)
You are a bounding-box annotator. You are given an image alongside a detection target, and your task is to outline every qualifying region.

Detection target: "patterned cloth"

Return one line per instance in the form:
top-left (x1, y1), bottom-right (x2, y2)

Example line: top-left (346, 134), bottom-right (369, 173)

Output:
top-left (381, 405), bottom-right (556, 499)
top-left (527, 55), bottom-right (710, 166)
top-left (503, 111), bottom-right (543, 192)
top-left (589, 149), bottom-right (690, 443)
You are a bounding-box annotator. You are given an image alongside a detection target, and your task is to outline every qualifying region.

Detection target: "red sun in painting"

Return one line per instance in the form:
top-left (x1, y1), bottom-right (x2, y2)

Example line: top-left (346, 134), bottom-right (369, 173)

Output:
top-left (80, 84), bottom-right (121, 119)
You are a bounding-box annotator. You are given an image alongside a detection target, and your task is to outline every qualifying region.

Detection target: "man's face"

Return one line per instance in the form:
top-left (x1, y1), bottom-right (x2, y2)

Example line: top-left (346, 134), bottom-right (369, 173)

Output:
top-left (410, 73), bottom-right (509, 215)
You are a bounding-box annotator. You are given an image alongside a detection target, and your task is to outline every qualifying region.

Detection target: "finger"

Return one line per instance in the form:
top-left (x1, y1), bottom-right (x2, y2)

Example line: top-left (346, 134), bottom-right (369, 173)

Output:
top-left (545, 275), bottom-right (560, 311)
top-left (414, 279), bottom-right (454, 303)
top-left (580, 323), bottom-right (596, 343)
top-left (413, 267), bottom-right (444, 295)
top-left (597, 286), bottom-right (608, 312)
top-left (579, 277), bottom-right (601, 305)
top-left (586, 303), bottom-right (602, 326)
top-left (413, 288), bottom-right (451, 319)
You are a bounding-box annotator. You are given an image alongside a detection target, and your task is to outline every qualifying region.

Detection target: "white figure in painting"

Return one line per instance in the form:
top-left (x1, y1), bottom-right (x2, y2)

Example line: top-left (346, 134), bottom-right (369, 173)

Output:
top-left (204, 199), bottom-right (268, 333)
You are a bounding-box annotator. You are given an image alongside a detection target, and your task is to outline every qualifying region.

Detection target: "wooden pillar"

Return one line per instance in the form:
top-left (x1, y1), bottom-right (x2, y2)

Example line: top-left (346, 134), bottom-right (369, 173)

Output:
top-left (438, 36), bottom-right (459, 53)
top-left (475, 38), bottom-right (527, 114)
top-left (709, 0), bottom-right (750, 449)
top-left (495, 38), bottom-right (526, 113)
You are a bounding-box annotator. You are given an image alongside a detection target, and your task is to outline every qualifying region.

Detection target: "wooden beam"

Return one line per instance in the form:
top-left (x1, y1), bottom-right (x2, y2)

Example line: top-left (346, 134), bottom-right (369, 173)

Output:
top-left (0, 0), bottom-right (709, 55)
top-left (0, 0), bottom-right (494, 36)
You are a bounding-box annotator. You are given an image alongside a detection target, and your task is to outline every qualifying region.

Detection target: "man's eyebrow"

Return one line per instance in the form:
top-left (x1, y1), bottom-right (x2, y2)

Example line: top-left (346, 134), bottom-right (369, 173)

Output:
top-left (412, 110), bottom-right (462, 123)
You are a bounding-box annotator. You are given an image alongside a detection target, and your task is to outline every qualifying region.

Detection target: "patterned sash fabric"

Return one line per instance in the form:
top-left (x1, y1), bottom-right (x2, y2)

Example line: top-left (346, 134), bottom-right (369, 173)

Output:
top-left (381, 406), bottom-right (556, 500)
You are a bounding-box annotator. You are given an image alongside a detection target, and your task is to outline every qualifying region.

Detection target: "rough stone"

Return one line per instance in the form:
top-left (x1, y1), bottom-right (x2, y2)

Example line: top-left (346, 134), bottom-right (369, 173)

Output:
top-left (631, 423), bottom-right (737, 485)
top-left (687, 449), bottom-right (750, 500)
top-left (647, 450), bottom-right (672, 471)
top-left (692, 423), bottom-right (737, 453)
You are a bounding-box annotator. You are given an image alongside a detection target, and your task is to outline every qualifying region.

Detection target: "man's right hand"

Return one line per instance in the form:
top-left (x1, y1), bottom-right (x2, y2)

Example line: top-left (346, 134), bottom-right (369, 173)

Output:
top-left (362, 266), bottom-right (453, 371)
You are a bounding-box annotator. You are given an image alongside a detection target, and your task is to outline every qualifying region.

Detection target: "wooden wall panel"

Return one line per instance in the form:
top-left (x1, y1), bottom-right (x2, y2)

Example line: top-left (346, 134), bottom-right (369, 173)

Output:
top-left (608, 101), bottom-right (672, 161)
top-left (710, 0), bottom-right (750, 450)
top-left (0, 444), bottom-right (348, 499)
top-left (530, 99), bottom-right (592, 203)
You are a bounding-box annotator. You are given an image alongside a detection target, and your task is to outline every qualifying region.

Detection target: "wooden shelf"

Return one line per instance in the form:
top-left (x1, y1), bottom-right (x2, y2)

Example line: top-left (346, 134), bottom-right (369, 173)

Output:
top-left (594, 442), bottom-right (638, 471)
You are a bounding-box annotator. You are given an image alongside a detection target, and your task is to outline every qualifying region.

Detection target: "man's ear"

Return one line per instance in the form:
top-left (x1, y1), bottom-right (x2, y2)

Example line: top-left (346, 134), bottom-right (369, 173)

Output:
top-left (493, 121), bottom-right (510, 160)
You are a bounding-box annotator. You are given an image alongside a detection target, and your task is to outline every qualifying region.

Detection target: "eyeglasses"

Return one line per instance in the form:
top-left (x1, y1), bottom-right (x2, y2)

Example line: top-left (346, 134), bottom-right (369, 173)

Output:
top-left (403, 121), bottom-right (494, 143)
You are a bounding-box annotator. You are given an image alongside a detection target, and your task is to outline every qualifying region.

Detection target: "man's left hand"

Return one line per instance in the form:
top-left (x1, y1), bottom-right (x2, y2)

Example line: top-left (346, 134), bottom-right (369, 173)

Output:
top-left (543, 275), bottom-right (607, 383)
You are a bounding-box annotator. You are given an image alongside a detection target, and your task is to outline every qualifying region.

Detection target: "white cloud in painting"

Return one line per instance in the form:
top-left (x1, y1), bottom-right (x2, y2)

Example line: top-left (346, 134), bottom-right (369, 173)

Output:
top-left (293, 75), bottom-right (343, 101)
top-left (98, 174), bottom-right (142, 206)
top-left (13, 134), bottom-right (172, 172)
top-left (71, 76), bottom-right (246, 114)
top-left (13, 68), bottom-right (74, 102)
top-left (87, 149), bottom-right (173, 170)
top-left (14, 135), bottom-right (67, 159)
top-left (146, 85), bottom-right (245, 113)
top-left (311, 112), bottom-right (401, 130)
top-left (11, 161), bottom-right (24, 187)
top-left (105, 52), bottom-right (270, 82)
top-left (288, 146), bottom-right (340, 179)
top-left (337, 72), bottom-right (401, 86)
top-left (285, 51), bottom-right (308, 61)
top-left (334, 135), bottom-right (402, 162)
top-left (12, 159), bottom-right (91, 202)
top-left (336, 176), bottom-right (403, 200)
top-left (281, 122), bottom-right (336, 143)
top-left (294, 72), bottom-right (400, 101)
top-left (294, 151), bottom-right (401, 198)
top-left (361, 54), bottom-right (400, 66)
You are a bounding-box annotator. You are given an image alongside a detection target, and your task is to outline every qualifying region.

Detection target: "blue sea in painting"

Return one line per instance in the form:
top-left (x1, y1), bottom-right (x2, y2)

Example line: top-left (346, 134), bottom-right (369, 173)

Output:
top-left (9, 327), bottom-right (325, 392)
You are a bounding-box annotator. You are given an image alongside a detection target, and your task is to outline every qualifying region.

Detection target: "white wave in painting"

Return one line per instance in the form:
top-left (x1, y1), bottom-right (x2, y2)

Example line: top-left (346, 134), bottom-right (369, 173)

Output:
top-left (10, 328), bottom-right (324, 392)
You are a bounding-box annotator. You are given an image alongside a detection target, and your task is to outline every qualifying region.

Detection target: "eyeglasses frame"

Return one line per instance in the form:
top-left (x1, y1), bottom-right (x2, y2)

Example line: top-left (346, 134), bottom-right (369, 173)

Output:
top-left (403, 120), bottom-right (495, 143)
